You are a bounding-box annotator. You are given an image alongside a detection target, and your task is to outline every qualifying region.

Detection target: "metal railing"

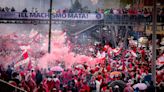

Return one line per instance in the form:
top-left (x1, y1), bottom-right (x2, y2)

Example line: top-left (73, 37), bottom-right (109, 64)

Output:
top-left (0, 79), bottom-right (27, 92)
top-left (104, 14), bottom-right (164, 23)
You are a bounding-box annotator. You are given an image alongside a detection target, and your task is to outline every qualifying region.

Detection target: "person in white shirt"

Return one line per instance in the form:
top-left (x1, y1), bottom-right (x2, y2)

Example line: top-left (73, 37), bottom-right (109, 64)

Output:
top-left (95, 78), bottom-right (102, 92)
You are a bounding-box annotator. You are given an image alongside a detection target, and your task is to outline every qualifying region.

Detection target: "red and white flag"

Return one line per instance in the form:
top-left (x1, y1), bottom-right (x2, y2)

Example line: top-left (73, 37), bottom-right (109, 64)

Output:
top-left (14, 45), bottom-right (30, 68)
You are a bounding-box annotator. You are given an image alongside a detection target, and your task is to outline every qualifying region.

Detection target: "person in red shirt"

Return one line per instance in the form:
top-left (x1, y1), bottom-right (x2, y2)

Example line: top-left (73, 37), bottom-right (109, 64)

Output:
top-left (80, 81), bottom-right (90, 92)
top-left (46, 76), bottom-right (53, 91)
top-left (83, 82), bottom-right (90, 92)
top-left (25, 74), bottom-right (37, 92)
top-left (20, 75), bottom-right (30, 91)
top-left (123, 83), bottom-right (134, 92)
top-left (139, 47), bottom-right (146, 62)
top-left (106, 64), bottom-right (111, 72)
top-left (34, 83), bottom-right (47, 92)
top-left (97, 72), bottom-right (103, 82)
top-left (31, 69), bottom-right (36, 80)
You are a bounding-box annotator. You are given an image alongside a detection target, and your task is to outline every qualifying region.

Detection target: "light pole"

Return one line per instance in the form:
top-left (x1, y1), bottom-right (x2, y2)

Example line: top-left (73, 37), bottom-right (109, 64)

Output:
top-left (70, 0), bottom-right (73, 6)
top-left (48, 0), bottom-right (53, 53)
top-left (152, 0), bottom-right (157, 86)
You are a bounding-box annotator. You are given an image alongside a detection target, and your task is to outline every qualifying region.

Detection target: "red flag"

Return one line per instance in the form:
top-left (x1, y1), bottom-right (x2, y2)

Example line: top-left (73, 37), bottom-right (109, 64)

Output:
top-left (23, 51), bottom-right (28, 59)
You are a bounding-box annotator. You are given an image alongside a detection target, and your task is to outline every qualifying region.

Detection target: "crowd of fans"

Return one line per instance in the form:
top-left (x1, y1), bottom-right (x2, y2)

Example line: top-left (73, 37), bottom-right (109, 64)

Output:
top-left (97, 7), bottom-right (164, 22)
top-left (0, 6), bottom-right (164, 16)
top-left (0, 7), bottom-right (39, 13)
top-left (0, 36), bottom-right (164, 92)
top-left (0, 6), bottom-right (15, 12)
top-left (0, 5), bottom-right (163, 92)
top-left (22, 8), bottom-right (39, 13)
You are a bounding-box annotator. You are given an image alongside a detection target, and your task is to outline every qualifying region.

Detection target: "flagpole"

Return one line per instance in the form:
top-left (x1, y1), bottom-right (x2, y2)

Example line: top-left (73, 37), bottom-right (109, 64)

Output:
top-left (48, 0), bottom-right (53, 53)
top-left (152, 0), bottom-right (157, 87)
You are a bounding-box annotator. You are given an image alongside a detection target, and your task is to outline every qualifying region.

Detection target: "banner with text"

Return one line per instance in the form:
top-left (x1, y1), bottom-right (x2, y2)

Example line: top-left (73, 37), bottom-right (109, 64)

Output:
top-left (0, 12), bottom-right (103, 20)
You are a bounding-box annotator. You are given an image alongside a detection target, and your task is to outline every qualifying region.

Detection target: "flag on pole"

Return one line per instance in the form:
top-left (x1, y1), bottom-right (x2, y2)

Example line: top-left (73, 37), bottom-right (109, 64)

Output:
top-left (14, 45), bottom-right (30, 68)
top-left (14, 49), bottom-right (30, 68)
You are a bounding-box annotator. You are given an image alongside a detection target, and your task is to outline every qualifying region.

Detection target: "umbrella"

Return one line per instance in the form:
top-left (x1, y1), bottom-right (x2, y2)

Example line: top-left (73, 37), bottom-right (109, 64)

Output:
top-left (133, 83), bottom-right (147, 90)
top-left (50, 66), bottom-right (63, 71)
top-left (159, 46), bottom-right (164, 51)
top-left (110, 71), bottom-right (121, 77)
top-left (160, 37), bottom-right (164, 45)
top-left (75, 64), bottom-right (84, 69)
top-left (138, 37), bottom-right (148, 45)
top-left (108, 80), bottom-right (126, 92)
top-left (157, 54), bottom-right (164, 65)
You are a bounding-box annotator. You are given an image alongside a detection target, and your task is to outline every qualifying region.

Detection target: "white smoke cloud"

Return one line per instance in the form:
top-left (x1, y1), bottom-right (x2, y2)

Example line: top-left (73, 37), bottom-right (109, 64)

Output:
top-left (0, 0), bottom-right (105, 12)
top-left (90, 0), bottom-right (99, 5)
